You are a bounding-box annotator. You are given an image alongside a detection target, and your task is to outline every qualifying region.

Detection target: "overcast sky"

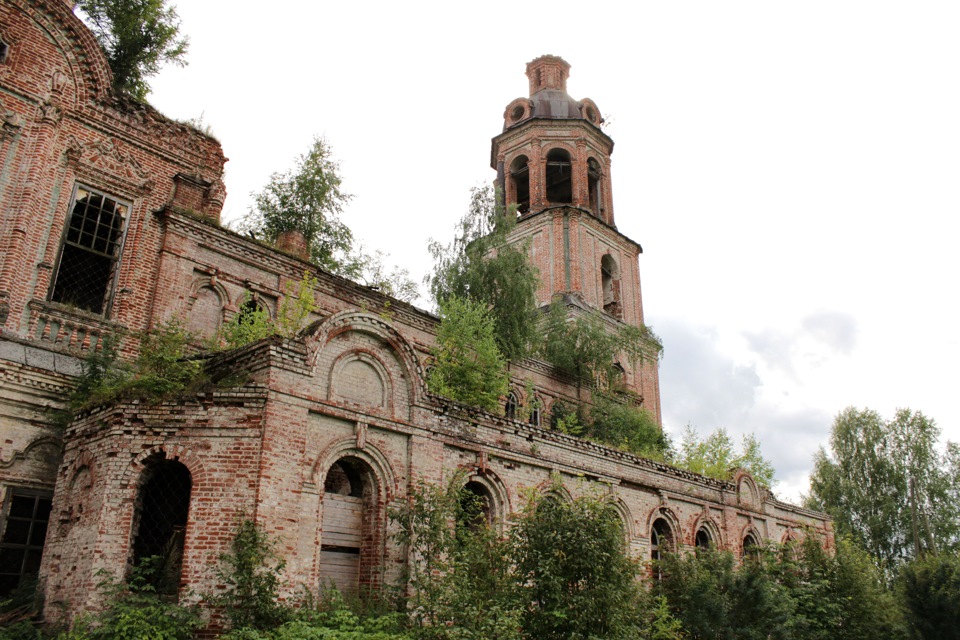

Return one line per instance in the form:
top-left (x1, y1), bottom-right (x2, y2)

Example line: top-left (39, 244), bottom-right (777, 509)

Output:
top-left (147, 1), bottom-right (960, 502)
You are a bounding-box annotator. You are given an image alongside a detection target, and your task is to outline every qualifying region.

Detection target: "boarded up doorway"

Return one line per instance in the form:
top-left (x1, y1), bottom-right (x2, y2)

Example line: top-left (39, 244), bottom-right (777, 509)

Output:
top-left (320, 458), bottom-right (374, 593)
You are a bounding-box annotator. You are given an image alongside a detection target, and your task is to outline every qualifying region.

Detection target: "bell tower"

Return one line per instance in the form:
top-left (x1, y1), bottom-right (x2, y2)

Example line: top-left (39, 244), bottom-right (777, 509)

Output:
top-left (491, 55), bottom-right (661, 421)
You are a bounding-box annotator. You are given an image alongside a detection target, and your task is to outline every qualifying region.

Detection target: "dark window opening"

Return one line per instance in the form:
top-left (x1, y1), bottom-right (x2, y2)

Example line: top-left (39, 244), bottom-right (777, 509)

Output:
top-left (131, 456), bottom-right (191, 597)
top-left (651, 518), bottom-right (673, 581)
top-left (50, 186), bottom-right (129, 315)
top-left (505, 392), bottom-right (518, 420)
top-left (743, 533), bottom-right (761, 561)
top-left (545, 149), bottom-right (572, 204)
top-left (510, 105), bottom-right (525, 123)
top-left (510, 156), bottom-right (530, 215)
top-left (0, 491), bottom-right (52, 597)
top-left (695, 528), bottom-right (712, 549)
top-left (458, 481), bottom-right (493, 532)
top-left (528, 397), bottom-right (542, 427)
top-left (0, 39), bottom-right (8, 64)
top-left (588, 158), bottom-right (602, 214)
top-left (325, 460), bottom-right (365, 498)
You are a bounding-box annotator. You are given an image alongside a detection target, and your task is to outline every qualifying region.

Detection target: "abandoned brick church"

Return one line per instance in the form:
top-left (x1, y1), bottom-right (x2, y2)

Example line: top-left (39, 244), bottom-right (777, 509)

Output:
top-left (0, 0), bottom-right (831, 624)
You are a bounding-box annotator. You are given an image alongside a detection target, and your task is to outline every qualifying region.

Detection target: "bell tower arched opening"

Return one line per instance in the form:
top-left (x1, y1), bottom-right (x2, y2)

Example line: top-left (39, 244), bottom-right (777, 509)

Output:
top-left (510, 155), bottom-right (530, 215)
top-left (545, 149), bottom-right (573, 204)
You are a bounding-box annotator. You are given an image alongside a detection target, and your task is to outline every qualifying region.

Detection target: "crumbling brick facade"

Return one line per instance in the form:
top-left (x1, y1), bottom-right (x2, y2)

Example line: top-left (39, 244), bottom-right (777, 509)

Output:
top-left (0, 3), bottom-right (831, 628)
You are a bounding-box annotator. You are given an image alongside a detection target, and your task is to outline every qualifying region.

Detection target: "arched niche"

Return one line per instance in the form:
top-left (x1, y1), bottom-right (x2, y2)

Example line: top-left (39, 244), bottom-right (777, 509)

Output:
top-left (692, 516), bottom-right (722, 550)
top-left (305, 312), bottom-right (424, 419)
top-left (185, 280), bottom-right (227, 339)
top-left (329, 351), bottom-right (392, 412)
top-left (600, 254), bottom-right (622, 319)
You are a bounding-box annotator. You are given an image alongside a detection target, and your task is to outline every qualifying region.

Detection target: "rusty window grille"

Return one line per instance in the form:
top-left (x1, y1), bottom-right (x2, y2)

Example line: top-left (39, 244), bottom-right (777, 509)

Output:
top-left (0, 490), bottom-right (52, 596)
top-left (131, 457), bottom-right (191, 596)
top-left (50, 184), bottom-right (130, 315)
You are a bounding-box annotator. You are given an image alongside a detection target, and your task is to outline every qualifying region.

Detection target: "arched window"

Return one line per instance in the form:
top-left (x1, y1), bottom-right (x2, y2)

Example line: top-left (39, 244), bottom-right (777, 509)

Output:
top-left (695, 528), bottom-right (713, 549)
top-left (458, 481), bottom-right (493, 531)
top-left (650, 518), bottom-right (674, 580)
top-left (742, 533), bottom-right (761, 561)
top-left (510, 155), bottom-right (530, 215)
top-left (588, 158), bottom-right (602, 213)
top-left (505, 392), bottom-right (519, 420)
top-left (528, 396), bottom-right (542, 427)
top-left (545, 149), bottom-right (572, 204)
top-left (601, 254), bottom-right (621, 318)
top-left (321, 457), bottom-right (379, 594)
top-left (131, 455), bottom-right (192, 597)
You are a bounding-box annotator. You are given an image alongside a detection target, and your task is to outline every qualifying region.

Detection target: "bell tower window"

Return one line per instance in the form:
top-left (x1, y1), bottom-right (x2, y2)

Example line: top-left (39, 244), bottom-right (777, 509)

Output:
top-left (545, 149), bottom-right (572, 204)
top-left (510, 155), bottom-right (530, 215)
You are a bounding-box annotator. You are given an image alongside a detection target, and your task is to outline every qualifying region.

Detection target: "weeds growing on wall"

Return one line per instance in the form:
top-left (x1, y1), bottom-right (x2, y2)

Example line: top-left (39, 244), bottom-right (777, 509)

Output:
top-left (217, 271), bottom-right (319, 350)
top-left (69, 318), bottom-right (205, 412)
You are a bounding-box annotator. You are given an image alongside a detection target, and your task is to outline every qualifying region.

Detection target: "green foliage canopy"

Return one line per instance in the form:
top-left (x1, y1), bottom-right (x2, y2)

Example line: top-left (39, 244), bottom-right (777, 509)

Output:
top-left (241, 139), bottom-right (417, 302)
top-left (807, 407), bottom-right (960, 572)
top-left (510, 484), bottom-right (641, 640)
top-left (674, 426), bottom-right (776, 487)
top-left (242, 137), bottom-right (355, 276)
top-left (77, 0), bottom-right (188, 100)
top-left (899, 551), bottom-right (960, 640)
top-left (427, 296), bottom-right (509, 413)
top-left (427, 186), bottom-right (540, 361)
top-left (538, 298), bottom-right (662, 388)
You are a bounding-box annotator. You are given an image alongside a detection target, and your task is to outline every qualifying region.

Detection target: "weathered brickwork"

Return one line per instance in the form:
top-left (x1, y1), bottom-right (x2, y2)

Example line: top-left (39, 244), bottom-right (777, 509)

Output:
top-left (0, 0), bottom-right (226, 514)
top-left (0, 3), bottom-right (831, 628)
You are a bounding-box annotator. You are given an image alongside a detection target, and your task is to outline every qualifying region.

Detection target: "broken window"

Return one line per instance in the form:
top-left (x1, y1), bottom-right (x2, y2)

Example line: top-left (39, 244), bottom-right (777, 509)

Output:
top-left (742, 533), bottom-right (761, 561)
top-left (695, 527), bottom-right (713, 549)
top-left (458, 481), bottom-right (493, 531)
top-left (650, 518), bottom-right (673, 580)
top-left (504, 392), bottom-right (519, 420)
top-left (0, 36), bottom-right (9, 64)
top-left (510, 155), bottom-right (530, 215)
top-left (0, 490), bottom-right (52, 596)
top-left (601, 254), bottom-right (621, 318)
top-left (528, 396), bottom-right (542, 427)
top-left (545, 149), bottom-right (572, 204)
top-left (587, 158), bottom-right (602, 213)
top-left (131, 455), bottom-right (192, 597)
top-left (50, 185), bottom-right (130, 315)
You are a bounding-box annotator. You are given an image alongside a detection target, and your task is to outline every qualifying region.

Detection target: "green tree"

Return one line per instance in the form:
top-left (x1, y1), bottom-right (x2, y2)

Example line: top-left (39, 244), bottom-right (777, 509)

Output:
top-left (899, 551), bottom-right (960, 640)
top-left (216, 520), bottom-right (290, 631)
top-left (806, 407), bottom-right (959, 573)
top-left (241, 140), bottom-right (417, 301)
top-left (538, 298), bottom-right (662, 389)
top-left (77, 0), bottom-right (188, 100)
top-left (427, 185), bottom-right (540, 361)
top-left (674, 426), bottom-right (776, 487)
top-left (587, 392), bottom-right (668, 457)
top-left (242, 137), bottom-right (355, 276)
top-left (427, 296), bottom-right (509, 413)
top-left (389, 475), bottom-right (520, 640)
top-left (510, 484), bottom-right (641, 640)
